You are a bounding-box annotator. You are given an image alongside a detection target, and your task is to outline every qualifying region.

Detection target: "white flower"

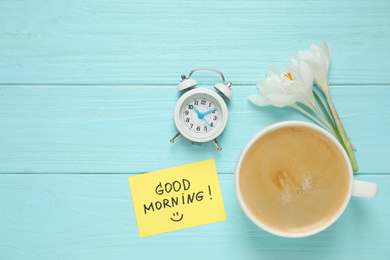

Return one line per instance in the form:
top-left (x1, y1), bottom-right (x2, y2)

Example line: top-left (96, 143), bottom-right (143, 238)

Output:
top-left (290, 39), bottom-right (331, 95)
top-left (249, 62), bottom-right (314, 107)
top-left (249, 61), bottom-right (335, 134)
top-left (249, 64), bottom-right (300, 107)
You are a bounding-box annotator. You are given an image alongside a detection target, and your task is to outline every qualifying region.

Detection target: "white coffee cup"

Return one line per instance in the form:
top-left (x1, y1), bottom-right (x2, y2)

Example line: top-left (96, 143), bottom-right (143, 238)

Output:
top-left (234, 121), bottom-right (378, 238)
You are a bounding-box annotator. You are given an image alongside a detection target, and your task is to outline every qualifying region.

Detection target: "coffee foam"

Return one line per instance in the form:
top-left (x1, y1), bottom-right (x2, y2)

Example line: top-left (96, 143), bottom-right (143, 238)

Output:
top-left (277, 174), bottom-right (316, 210)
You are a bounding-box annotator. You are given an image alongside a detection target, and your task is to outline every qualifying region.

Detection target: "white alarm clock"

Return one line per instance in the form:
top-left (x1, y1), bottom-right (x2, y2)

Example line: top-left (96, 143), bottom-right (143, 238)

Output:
top-left (170, 68), bottom-right (232, 151)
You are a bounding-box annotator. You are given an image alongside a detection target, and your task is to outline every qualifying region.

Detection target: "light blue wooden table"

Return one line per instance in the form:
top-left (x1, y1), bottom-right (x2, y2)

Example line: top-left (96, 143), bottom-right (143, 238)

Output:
top-left (1, 0), bottom-right (390, 259)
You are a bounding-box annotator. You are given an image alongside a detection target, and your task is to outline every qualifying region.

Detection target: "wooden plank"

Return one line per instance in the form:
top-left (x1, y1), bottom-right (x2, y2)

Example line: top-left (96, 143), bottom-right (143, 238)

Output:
top-left (1, 0), bottom-right (390, 85)
top-left (0, 85), bottom-right (389, 174)
top-left (0, 174), bottom-right (388, 259)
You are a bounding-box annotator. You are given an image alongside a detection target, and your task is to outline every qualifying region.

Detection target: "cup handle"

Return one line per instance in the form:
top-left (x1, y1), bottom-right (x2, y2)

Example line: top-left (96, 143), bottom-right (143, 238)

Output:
top-left (352, 180), bottom-right (378, 199)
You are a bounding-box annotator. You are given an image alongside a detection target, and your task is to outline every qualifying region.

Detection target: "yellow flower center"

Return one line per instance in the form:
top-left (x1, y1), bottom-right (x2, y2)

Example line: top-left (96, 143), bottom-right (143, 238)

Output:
top-left (285, 73), bottom-right (293, 81)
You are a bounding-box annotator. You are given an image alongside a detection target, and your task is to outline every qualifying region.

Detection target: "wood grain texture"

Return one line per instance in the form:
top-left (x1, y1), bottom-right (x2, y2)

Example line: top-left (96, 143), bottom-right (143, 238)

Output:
top-left (0, 0), bottom-right (390, 85)
top-left (0, 174), bottom-right (388, 260)
top-left (1, 0), bottom-right (390, 259)
top-left (1, 85), bottom-right (389, 174)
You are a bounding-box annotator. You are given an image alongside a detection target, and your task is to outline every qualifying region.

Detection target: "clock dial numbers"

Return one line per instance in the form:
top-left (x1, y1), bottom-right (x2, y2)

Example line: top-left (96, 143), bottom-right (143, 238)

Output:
top-left (173, 87), bottom-right (229, 144)
top-left (182, 98), bottom-right (219, 134)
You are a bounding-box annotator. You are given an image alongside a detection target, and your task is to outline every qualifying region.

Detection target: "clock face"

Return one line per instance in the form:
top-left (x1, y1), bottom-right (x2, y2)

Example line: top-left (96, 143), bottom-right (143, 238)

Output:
top-left (174, 88), bottom-right (228, 143)
top-left (182, 97), bottom-right (220, 133)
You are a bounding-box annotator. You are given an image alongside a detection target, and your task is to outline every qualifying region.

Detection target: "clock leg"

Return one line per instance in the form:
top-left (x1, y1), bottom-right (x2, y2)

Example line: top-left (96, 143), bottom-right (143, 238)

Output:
top-left (213, 139), bottom-right (222, 151)
top-left (170, 132), bottom-right (182, 143)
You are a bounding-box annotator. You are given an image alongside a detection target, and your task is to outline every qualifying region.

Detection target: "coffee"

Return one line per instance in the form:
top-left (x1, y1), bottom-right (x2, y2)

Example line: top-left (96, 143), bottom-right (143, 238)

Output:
top-left (239, 126), bottom-right (349, 234)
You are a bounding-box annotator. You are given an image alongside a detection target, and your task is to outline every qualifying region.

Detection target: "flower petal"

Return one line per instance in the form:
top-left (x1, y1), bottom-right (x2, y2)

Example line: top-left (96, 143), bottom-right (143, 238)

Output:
top-left (264, 93), bottom-right (297, 107)
top-left (310, 45), bottom-right (328, 72)
top-left (289, 63), bottom-right (304, 83)
top-left (266, 64), bottom-right (282, 78)
top-left (294, 48), bottom-right (329, 91)
top-left (290, 51), bottom-right (302, 65)
top-left (320, 39), bottom-right (331, 70)
top-left (283, 81), bottom-right (307, 97)
top-left (248, 94), bottom-right (271, 106)
top-left (298, 61), bottom-right (314, 90)
top-left (256, 78), bottom-right (266, 90)
top-left (261, 76), bottom-right (284, 94)
top-left (280, 62), bottom-right (293, 74)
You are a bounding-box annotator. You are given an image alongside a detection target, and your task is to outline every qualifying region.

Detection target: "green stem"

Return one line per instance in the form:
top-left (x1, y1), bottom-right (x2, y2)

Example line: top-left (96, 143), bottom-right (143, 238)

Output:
top-left (311, 105), bottom-right (335, 133)
top-left (313, 91), bottom-right (347, 151)
top-left (289, 103), bottom-right (336, 137)
top-left (325, 93), bottom-right (359, 171)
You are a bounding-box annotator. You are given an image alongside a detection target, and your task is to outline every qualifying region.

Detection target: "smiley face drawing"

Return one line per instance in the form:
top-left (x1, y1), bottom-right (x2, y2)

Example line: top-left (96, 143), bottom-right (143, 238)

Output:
top-left (170, 212), bottom-right (183, 222)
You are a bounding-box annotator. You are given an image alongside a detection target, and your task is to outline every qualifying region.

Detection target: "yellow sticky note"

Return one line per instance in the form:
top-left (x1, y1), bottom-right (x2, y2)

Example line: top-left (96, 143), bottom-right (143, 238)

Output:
top-left (128, 159), bottom-right (226, 238)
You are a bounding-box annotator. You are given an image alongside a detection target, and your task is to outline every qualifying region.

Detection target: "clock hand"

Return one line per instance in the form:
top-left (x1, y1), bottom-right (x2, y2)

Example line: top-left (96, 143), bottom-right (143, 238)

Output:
top-left (194, 106), bottom-right (211, 127)
top-left (203, 117), bottom-right (211, 128)
top-left (202, 108), bottom-right (217, 116)
top-left (193, 107), bottom-right (204, 119)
